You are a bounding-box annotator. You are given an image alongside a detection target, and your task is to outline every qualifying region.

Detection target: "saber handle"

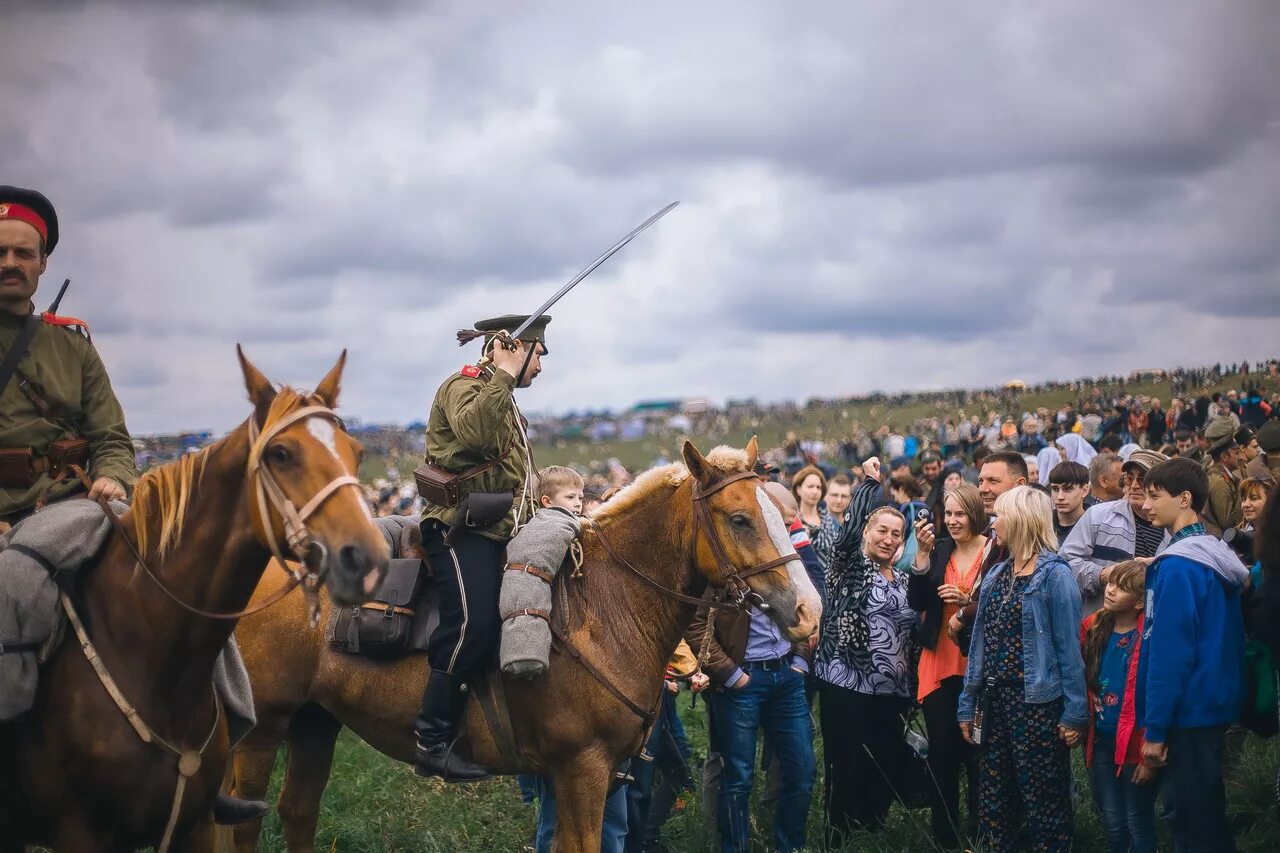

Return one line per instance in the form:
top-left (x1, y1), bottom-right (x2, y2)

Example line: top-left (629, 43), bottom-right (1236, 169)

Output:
top-left (46, 278), bottom-right (71, 314)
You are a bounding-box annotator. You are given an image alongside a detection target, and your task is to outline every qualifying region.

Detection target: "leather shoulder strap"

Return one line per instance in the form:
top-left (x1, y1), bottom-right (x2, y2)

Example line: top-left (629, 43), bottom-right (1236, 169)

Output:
top-left (0, 313), bottom-right (41, 398)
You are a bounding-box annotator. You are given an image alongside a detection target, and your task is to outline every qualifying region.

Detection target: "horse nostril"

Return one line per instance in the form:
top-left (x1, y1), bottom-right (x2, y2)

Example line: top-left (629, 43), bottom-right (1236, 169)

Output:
top-left (337, 543), bottom-right (368, 577)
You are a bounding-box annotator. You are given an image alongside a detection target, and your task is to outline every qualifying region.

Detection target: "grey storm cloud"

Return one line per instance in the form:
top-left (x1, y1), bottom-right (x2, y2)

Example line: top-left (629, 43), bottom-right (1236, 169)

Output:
top-left (2, 0), bottom-right (1278, 432)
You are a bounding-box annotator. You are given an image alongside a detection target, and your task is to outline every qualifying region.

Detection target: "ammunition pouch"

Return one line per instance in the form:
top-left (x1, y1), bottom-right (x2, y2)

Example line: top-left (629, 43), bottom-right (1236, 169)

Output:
top-left (413, 449), bottom-right (511, 509)
top-left (0, 438), bottom-right (90, 489)
top-left (446, 491), bottom-right (516, 545)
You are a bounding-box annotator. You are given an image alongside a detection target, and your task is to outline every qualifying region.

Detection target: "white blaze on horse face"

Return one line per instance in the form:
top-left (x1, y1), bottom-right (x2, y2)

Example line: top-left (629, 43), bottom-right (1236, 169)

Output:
top-left (307, 417), bottom-right (340, 458)
top-left (754, 487), bottom-right (823, 628)
top-left (307, 416), bottom-right (372, 520)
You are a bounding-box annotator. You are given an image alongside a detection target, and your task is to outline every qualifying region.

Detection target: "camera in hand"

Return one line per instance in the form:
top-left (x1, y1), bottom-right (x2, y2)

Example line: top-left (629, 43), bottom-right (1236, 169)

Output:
top-left (914, 506), bottom-right (932, 525)
top-left (1222, 526), bottom-right (1253, 559)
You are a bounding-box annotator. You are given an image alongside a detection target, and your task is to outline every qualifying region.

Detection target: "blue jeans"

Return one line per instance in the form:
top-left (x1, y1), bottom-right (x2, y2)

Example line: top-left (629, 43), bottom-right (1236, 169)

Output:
top-left (1166, 725), bottom-right (1237, 853)
top-left (527, 775), bottom-right (629, 853)
top-left (1089, 731), bottom-right (1158, 853)
top-left (709, 664), bottom-right (815, 853)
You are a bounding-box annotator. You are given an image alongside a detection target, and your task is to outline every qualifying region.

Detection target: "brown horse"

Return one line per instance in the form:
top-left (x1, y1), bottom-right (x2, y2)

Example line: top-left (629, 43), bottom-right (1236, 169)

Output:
top-left (231, 437), bottom-right (822, 853)
top-left (0, 349), bottom-right (390, 852)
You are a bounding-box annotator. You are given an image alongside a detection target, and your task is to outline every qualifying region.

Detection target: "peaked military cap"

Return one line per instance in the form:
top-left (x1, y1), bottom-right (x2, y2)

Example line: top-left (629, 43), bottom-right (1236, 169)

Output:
top-left (0, 185), bottom-right (59, 255)
top-left (458, 314), bottom-right (551, 354)
top-left (1204, 417), bottom-right (1237, 455)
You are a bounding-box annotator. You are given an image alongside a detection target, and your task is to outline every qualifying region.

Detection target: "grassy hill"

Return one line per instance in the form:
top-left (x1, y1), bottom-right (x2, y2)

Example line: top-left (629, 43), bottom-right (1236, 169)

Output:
top-left (360, 372), bottom-right (1275, 481)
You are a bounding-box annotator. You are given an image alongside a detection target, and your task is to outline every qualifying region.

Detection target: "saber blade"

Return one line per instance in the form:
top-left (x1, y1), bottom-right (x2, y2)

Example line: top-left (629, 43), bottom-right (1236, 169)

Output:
top-left (509, 201), bottom-right (679, 341)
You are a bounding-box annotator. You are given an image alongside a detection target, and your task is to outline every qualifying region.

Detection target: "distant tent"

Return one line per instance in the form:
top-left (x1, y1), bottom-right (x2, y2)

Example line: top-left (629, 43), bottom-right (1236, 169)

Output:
top-left (666, 414), bottom-right (693, 432)
top-left (1003, 379), bottom-right (1027, 390)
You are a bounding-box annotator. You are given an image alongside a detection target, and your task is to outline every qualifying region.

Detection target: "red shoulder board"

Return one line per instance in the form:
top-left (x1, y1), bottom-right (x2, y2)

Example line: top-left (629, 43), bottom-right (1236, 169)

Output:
top-left (460, 365), bottom-right (482, 378)
top-left (41, 311), bottom-right (92, 341)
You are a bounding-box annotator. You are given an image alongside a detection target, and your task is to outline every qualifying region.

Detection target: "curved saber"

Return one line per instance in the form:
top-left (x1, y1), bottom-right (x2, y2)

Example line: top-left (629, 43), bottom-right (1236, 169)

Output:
top-left (509, 201), bottom-right (679, 341)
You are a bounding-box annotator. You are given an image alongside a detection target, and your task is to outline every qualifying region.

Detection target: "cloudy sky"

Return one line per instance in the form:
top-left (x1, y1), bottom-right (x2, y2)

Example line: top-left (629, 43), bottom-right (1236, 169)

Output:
top-left (5, 1), bottom-right (1279, 433)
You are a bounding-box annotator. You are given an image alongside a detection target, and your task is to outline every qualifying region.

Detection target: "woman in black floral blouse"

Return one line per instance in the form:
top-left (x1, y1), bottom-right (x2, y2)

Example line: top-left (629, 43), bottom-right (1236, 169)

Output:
top-left (814, 458), bottom-right (918, 845)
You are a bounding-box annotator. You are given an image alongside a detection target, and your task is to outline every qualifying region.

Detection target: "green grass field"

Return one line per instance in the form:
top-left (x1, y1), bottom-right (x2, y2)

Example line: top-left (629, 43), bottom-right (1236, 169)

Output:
top-left (250, 700), bottom-right (1279, 852)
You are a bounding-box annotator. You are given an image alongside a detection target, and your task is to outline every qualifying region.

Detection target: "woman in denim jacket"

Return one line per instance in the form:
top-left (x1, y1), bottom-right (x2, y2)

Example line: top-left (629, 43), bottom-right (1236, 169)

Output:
top-left (957, 486), bottom-right (1087, 853)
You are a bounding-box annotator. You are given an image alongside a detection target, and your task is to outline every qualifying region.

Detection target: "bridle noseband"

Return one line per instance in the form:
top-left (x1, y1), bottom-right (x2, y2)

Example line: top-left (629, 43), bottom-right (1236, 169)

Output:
top-left (85, 402), bottom-right (364, 624)
top-left (247, 404), bottom-right (364, 621)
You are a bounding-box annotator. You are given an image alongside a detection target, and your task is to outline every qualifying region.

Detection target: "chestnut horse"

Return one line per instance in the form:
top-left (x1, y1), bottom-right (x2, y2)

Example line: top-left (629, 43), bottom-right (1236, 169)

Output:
top-left (231, 438), bottom-right (822, 853)
top-left (0, 349), bottom-right (390, 852)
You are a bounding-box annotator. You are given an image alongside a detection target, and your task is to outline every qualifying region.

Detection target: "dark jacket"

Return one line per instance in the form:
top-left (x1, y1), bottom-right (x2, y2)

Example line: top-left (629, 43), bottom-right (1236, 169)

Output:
top-left (907, 537), bottom-right (957, 651)
top-left (684, 597), bottom-right (811, 688)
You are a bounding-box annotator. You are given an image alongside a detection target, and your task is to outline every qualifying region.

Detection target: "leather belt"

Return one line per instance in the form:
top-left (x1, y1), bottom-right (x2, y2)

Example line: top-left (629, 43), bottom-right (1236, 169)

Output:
top-left (742, 653), bottom-right (794, 672)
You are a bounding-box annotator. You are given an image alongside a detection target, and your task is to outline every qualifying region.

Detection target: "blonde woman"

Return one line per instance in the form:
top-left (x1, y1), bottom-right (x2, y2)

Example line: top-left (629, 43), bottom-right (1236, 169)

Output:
top-left (791, 464), bottom-right (827, 538)
top-left (957, 486), bottom-right (1087, 853)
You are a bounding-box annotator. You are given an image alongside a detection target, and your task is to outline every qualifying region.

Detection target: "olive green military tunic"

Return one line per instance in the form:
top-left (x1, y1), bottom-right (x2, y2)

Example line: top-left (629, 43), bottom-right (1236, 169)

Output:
top-left (0, 312), bottom-right (137, 516)
top-left (420, 364), bottom-right (535, 542)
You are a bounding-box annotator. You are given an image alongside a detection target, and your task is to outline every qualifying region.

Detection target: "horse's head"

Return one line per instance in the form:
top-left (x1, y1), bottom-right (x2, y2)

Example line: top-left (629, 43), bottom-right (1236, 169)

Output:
top-left (682, 438), bottom-right (822, 641)
top-left (238, 346), bottom-right (391, 606)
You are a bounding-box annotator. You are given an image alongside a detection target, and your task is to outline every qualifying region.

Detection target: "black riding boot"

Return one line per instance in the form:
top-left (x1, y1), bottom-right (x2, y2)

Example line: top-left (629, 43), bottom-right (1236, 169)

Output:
top-left (413, 669), bottom-right (491, 782)
top-left (212, 793), bottom-right (269, 825)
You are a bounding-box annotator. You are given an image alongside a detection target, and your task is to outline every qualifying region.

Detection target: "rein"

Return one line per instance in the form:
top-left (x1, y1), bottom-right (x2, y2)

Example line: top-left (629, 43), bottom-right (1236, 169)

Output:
top-left (79, 403), bottom-right (361, 622)
top-left (50, 401), bottom-right (361, 850)
top-left (590, 469), bottom-right (794, 611)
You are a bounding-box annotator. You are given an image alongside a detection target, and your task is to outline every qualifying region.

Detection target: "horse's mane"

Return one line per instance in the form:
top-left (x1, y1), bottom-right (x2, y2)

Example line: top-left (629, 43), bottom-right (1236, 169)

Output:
top-left (131, 387), bottom-right (312, 559)
top-left (590, 445), bottom-right (751, 523)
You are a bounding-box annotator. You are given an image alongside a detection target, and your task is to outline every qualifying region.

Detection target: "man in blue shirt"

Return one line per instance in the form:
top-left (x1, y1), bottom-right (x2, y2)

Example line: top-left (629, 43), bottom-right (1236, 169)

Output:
top-left (1139, 457), bottom-right (1249, 853)
top-left (686, 483), bottom-right (818, 853)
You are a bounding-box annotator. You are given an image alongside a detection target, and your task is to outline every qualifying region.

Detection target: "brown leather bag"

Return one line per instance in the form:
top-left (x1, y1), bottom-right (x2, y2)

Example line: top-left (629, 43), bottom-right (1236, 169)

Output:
top-left (0, 447), bottom-right (36, 488)
top-left (46, 437), bottom-right (89, 479)
top-left (413, 451), bottom-right (510, 509)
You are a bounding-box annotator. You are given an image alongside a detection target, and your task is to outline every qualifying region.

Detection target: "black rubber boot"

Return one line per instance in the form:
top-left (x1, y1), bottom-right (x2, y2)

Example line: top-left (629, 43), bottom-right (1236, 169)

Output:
top-left (413, 669), bottom-right (491, 783)
top-left (212, 793), bottom-right (269, 826)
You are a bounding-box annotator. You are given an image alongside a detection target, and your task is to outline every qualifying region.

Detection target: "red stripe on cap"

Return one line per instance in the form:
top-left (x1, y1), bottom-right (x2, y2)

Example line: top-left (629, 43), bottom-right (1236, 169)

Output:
top-left (0, 203), bottom-right (48, 243)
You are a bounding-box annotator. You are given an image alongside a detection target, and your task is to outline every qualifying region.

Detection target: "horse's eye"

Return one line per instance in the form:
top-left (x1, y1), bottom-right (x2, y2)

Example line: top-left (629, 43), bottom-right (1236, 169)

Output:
top-left (730, 513), bottom-right (752, 529)
top-left (266, 444), bottom-right (292, 465)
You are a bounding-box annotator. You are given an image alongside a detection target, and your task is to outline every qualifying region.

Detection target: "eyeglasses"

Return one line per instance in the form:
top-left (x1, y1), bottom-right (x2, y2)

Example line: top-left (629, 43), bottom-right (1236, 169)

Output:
top-left (1120, 472), bottom-right (1145, 488)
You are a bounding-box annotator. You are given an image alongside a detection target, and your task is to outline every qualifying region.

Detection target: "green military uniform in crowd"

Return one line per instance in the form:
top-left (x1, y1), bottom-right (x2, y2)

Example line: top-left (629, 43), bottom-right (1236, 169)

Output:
top-left (0, 313), bottom-right (137, 517)
top-left (419, 363), bottom-right (536, 542)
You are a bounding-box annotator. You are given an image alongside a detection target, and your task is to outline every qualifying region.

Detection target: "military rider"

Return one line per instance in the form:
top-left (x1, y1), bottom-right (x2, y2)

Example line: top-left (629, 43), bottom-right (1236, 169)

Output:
top-left (0, 186), bottom-right (132, 526)
top-left (0, 185), bottom-right (267, 825)
top-left (414, 314), bottom-right (547, 781)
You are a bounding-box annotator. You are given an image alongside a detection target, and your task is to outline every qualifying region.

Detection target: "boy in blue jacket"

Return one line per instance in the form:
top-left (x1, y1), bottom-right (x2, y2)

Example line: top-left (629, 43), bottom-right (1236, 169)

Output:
top-left (1138, 457), bottom-right (1248, 853)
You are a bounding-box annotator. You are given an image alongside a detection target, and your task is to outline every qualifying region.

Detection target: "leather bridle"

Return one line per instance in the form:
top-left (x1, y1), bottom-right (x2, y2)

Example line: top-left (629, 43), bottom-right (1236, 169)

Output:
top-left (85, 402), bottom-right (363, 623)
top-left (552, 467), bottom-right (799, 728)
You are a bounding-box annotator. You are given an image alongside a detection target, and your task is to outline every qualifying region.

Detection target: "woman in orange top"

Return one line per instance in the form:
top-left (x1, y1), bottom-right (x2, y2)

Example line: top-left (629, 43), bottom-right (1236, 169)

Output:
top-left (908, 483), bottom-right (989, 850)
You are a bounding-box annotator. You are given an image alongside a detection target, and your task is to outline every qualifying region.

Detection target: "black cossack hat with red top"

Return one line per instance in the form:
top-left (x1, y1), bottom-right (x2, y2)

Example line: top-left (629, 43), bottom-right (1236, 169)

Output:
top-left (0, 185), bottom-right (59, 255)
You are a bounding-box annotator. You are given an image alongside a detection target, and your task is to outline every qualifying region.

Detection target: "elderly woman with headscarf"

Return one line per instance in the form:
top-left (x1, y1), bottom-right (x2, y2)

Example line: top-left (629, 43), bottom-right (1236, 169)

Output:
top-left (815, 458), bottom-right (917, 846)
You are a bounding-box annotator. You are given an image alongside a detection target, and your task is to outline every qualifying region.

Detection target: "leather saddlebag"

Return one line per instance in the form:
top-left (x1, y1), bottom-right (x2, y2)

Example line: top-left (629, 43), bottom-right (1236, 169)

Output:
top-left (331, 558), bottom-right (425, 659)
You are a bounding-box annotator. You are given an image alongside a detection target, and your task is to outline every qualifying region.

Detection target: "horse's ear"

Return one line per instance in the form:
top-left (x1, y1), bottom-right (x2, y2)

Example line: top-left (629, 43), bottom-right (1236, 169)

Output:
top-left (237, 344), bottom-right (277, 422)
top-left (682, 440), bottom-right (708, 482)
top-left (745, 436), bottom-right (759, 472)
top-left (314, 349), bottom-right (346, 409)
